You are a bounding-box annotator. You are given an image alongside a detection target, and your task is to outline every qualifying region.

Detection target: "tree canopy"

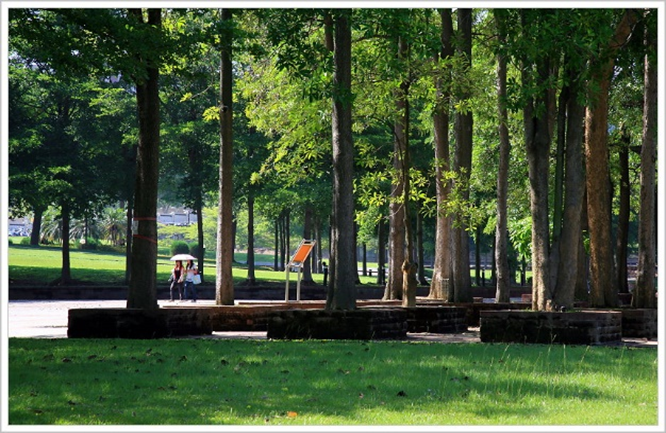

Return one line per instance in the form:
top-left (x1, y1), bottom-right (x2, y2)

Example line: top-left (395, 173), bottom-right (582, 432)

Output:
top-left (7, 7), bottom-right (659, 311)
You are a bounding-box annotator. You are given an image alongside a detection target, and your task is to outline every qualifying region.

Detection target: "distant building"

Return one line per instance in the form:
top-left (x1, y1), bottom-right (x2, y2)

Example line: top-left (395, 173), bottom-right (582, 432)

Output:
top-left (157, 207), bottom-right (197, 226)
top-left (8, 217), bottom-right (31, 236)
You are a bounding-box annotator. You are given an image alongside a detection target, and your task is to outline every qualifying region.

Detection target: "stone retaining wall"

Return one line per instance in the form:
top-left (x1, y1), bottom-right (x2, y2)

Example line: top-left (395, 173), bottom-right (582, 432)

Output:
top-left (479, 310), bottom-right (622, 345)
top-left (68, 308), bottom-right (212, 339)
top-left (414, 299), bottom-right (531, 326)
top-left (267, 308), bottom-right (408, 340)
top-left (266, 306), bottom-right (469, 340)
top-left (404, 306), bottom-right (467, 333)
top-left (620, 308), bottom-right (657, 339)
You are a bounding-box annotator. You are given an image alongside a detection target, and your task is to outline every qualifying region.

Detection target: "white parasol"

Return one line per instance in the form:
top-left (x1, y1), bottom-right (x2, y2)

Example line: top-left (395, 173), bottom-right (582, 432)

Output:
top-left (170, 253), bottom-right (196, 261)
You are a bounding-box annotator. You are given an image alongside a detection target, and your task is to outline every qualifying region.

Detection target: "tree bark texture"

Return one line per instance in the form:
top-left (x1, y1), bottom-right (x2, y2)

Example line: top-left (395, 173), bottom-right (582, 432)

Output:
top-left (60, 200), bottom-right (72, 283)
top-left (553, 70), bottom-right (586, 309)
top-left (615, 133), bottom-right (630, 294)
top-left (216, 8), bottom-right (234, 305)
top-left (127, 8), bottom-right (160, 310)
top-left (523, 53), bottom-right (553, 311)
top-left (633, 17), bottom-right (657, 309)
top-left (451, 8), bottom-right (473, 303)
top-left (302, 204), bottom-right (314, 284)
top-left (428, 9), bottom-right (454, 301)
top-left (246, 192), bottom-right (256, 285)
top-left (326, 10), bottom-right (356, 310)
top-left (494, 11), bottom-right (510, 302)
top-left (585, 9), bottom-right (638, 307)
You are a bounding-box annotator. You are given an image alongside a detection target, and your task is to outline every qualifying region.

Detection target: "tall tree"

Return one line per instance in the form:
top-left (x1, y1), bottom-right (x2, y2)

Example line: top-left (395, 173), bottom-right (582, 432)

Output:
top-left (428, 9), bottom-right (454, 301)
top-left (519, 9), bottom-right (555, 311)
top-left (585, 9), bottom-right (638, 307)
top-left (493, 10), bottom-right (511, 303)
top-left (553, 55), bottom-right (586, 309)
top-left (450, 8), bottom-right (473, 303)
top-left (126, 8), bottom-right (162, 309)
top-left (216, 8), bottom-right (235, 305)
top-left (632, 10), bottom-right (657, 309)
top-left (326, 9), bottom-right (356, 310)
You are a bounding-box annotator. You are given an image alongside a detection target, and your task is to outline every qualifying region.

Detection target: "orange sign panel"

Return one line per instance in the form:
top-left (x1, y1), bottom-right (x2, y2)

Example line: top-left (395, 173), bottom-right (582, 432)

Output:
top-left (290, 241), bottom-right (315, 265)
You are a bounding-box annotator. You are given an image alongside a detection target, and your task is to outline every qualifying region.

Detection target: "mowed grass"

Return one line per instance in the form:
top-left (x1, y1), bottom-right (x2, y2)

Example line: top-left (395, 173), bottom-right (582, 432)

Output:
top-left (7, 244), bottom-right (377, 286)
top-left (8, 338), bottom-right (658, 426)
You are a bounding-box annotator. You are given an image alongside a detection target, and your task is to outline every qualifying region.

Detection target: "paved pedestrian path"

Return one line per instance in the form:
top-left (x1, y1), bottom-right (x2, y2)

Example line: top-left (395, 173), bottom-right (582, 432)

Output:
top-left (4, 300), bottom-right (658, 348)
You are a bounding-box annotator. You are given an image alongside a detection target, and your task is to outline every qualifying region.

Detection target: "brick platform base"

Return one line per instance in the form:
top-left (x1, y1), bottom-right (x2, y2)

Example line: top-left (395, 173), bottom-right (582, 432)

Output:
top-left (67, 308), bottom-right (212, 338)
top-left (479, 310), bottom-right (622, 345)
top-left (267, 308), bottom-right (408, 340)
top-left (620, 308), bottom-right (657, 339)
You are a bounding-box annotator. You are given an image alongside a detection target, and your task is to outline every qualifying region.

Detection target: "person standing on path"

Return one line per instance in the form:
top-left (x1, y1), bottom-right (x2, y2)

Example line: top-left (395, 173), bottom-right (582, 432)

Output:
top-left (169, 260), bottom-right (184, 301)
top-left (184, 259), bottom-right (199, 302)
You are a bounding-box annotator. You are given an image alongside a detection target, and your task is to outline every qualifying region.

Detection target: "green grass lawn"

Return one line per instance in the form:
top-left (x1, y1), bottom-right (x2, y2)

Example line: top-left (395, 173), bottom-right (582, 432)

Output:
top-left (8, 338), bottom-right (658, 426)
top-left (6, 244), bottom-right (378, 286)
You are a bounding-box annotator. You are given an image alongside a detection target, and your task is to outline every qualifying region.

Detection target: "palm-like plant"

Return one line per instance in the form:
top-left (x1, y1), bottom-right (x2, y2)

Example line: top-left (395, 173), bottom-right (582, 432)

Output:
top-left (70, 215), bottom-right (102, 242)
top-left (39, 207), bottom-right (62, 244)
top-left (100, 206), bottom-right (127, 246)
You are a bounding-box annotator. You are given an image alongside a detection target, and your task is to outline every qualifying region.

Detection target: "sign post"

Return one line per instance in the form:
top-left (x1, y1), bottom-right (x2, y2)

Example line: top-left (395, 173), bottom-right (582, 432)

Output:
top-left (285, 239), bottom-right (316, 302)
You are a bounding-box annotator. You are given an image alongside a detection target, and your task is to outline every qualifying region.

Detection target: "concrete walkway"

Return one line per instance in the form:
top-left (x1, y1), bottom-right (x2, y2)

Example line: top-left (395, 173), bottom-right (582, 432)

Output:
top-left (5, 300), bottom-right (658, 347)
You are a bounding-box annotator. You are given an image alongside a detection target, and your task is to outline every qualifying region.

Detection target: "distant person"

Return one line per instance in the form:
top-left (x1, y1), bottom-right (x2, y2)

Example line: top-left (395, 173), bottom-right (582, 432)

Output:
top-left (184, 259), bottom-right (199, 302)
top-left (169, 260), bottom-right (184, 302)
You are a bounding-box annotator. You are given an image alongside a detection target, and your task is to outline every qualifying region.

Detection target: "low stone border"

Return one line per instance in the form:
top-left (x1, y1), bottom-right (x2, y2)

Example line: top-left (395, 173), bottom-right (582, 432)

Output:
top-left (267, 308), bottom-right (408, 340)
top-left (67, 308), bottom-right (212, 339)
top-left (404, 306), bottom-right (467, 333)
top-left (266, 306), bottom-right (469, 340)
top-left (479, 310), bottom-right (623, 345)
top-left (619, 308), bottom-right (657, 339)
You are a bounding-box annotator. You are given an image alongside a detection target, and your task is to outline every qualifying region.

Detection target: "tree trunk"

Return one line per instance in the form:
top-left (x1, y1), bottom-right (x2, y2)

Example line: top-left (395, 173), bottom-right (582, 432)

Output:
top-left (124, 144), bottom-right (137, 285)
top-left (273, 219), bottom-right (279, 271)
top-left (494, 13), bottom-right (510, 302)
top-left (553, 67), bottom-right (586, 309)
top-left (395, 34), bottom-right (416, 308)
top-left (475, 226), bottom-right (481, 287)
top-left (326, 10), bottom-right (356, 310)
top-left (353, 222), bottom-right (361, 284)
top-left (451, 8), bottom-right (473, 303)
top-left (429, 9), bottom-right (453, 301)
top-left (245, 191), bottom-right (256, 285)
top-left (124, 198), bottom-right (133, 285)
top-left (30, 206), bottom-right (44, 246)
top-left (127, 8), bottom-right (160, 310)
top-left (377, 218), bottom-right (386, 286)
top-left (302, 204), bottom-right (314, 284)
top-left (523, 39), bottom-right (553, 311)
top-left (428, 9), bottom-right (453, 301)
top-left (615, 131), bottom-right (630, 294)
top-left (195, 197), bottom-right (205, 282)
top-left (633, 15), bottom-right (657, 309)
top-left (416, 210), bottom-right (428, 286)
top-left (315, 215), bottom-right (322, 273)
top-left (575, 189), bottom-right (590, 302)
top-left (585, 9), bottom-right (638, 307)
top-left (60, 201), bottom-right (72, 284)
top-left (362, 243), bottom-right (367, 277)
top-left (215, 8), bottom-right (234, 305)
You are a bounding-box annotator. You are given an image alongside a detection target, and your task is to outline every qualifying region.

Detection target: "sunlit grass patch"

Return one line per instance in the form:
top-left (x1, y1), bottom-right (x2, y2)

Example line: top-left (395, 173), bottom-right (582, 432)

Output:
top-left (8, 338), bottom-right (658, 426)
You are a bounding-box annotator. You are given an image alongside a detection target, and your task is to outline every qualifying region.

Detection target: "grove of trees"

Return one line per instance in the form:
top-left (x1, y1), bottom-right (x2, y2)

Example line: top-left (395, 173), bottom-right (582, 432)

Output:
top-left (7, 7), bottom-right (658, 311)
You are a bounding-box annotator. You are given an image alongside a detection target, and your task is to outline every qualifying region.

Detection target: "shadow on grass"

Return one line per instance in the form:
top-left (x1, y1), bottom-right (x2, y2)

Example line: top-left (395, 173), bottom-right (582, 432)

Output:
top-left (8, 338), bottom-right (658, 425)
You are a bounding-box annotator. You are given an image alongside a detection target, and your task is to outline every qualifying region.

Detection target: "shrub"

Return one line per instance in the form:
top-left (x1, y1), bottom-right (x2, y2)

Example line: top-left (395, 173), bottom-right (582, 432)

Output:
top-left (77, 237), bottom-right (99, 250)
top-left (97, 244), bottom-right (125, 254)
top-left (171, 241), bottom-right (190, 256)
top-left (20, 238), bottom-right (31, 246)
top-left (190, 243), bottom-right (204, 258)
